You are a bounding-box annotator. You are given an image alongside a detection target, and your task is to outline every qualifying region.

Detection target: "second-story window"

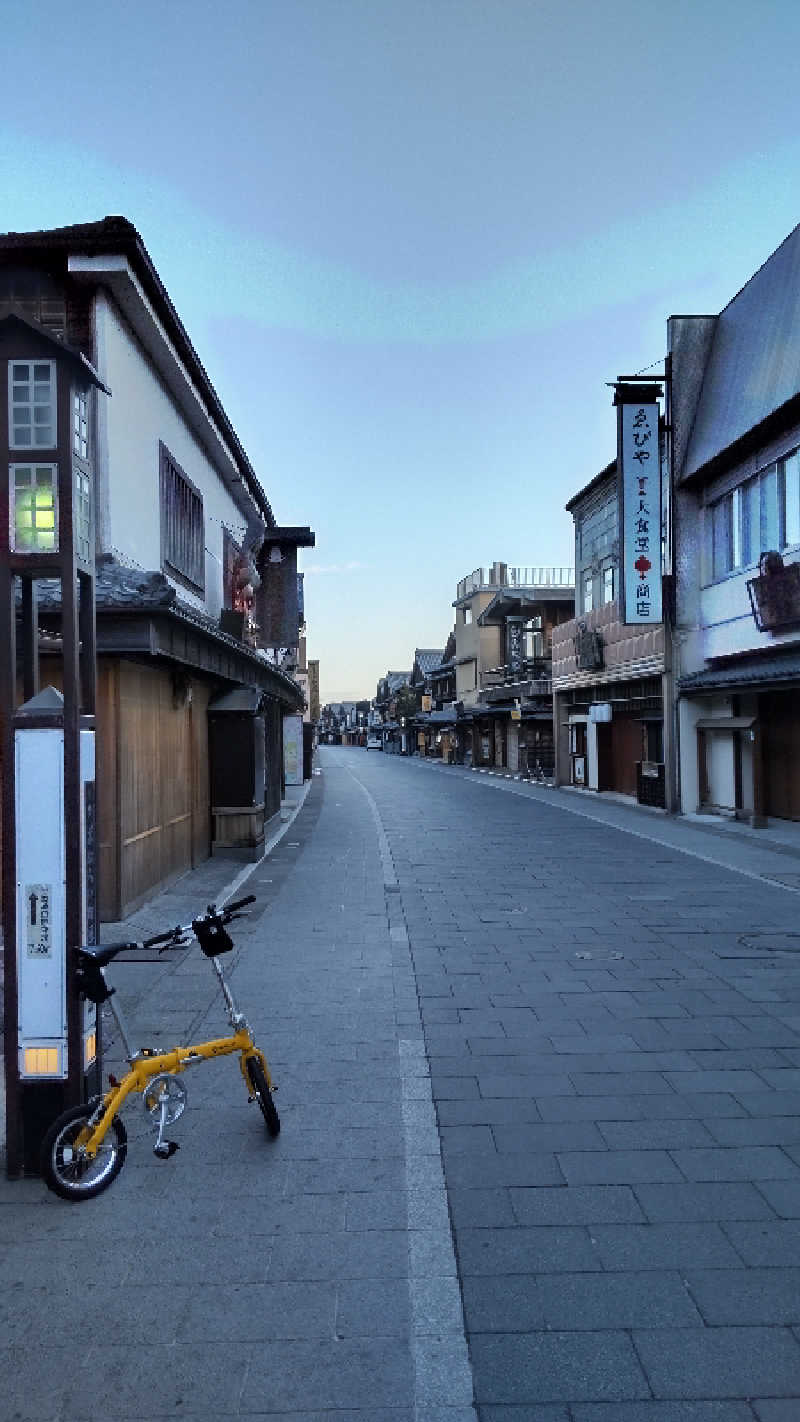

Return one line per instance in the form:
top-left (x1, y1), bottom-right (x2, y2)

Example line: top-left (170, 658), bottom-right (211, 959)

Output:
top-left (602, 565), bottom-right (614, 604)
top-left (159, 442), bottom-right (204, 595)
top-left (73, 390), bottom-right (88, 459)
top-left (709, 449), bottom-right (800, 582)
top-left (583, 573), bottom-right (593, 613)
top-left (9, 360), bottom-right (56, 448)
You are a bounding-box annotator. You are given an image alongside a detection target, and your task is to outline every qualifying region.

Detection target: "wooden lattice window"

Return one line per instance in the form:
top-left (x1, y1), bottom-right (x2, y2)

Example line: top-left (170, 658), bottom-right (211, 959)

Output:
top-left (159, 442), bottom-right (204, 595)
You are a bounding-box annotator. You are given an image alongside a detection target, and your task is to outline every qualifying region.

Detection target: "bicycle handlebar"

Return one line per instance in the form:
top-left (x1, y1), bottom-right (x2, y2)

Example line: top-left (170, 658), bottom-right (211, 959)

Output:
top-left (80, 895), bottom-right (257, 962)
top-left (223, 894), bottom-right (256, 915)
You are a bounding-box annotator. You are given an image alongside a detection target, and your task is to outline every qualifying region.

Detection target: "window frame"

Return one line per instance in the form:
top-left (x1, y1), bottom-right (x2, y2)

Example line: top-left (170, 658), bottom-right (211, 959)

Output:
top-left (72, 387), bottom-right (89, 460)
top-left (8, 358), bottom-right (57, 451)
top-left (158, 441), bottom-right (205, 597)
top-left (9, 461), bottom-right (59, 553)
top-left (707, 446), bottom-right (800, 585)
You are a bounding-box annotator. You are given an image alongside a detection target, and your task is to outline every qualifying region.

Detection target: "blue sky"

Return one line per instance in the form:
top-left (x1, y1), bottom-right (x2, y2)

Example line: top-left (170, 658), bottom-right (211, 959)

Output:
top-left (4, 0), bottom-right (800, 698)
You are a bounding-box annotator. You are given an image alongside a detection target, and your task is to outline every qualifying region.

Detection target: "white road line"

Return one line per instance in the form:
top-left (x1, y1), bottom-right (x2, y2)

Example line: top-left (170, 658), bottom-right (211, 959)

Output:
top-left (347, 767), bottom-right (478, 1421)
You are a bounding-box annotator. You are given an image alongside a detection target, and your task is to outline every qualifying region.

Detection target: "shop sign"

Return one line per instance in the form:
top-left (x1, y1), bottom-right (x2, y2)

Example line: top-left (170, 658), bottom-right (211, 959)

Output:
top-left (575, 624), bottom-right (604, 670)
top-left (588, 703), bottom-right (612, 723)
top-left (619, 401), bottom-right (662, 625)
top-left (747, 551), bottom-right (800, 631)
top-left (507, 618), bottom-right (524, 673)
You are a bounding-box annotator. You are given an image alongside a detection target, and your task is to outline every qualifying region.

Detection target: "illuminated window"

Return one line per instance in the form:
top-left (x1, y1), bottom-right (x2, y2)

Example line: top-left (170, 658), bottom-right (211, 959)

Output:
top-left (9, 360), bottom-right (56, 449)
top-left (10, 464), bottom-right (58, 552)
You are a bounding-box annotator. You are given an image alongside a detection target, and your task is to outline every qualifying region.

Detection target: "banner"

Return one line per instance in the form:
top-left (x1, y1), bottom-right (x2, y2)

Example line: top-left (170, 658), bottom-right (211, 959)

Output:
top-left (619, 400), bottom-right (662, 624)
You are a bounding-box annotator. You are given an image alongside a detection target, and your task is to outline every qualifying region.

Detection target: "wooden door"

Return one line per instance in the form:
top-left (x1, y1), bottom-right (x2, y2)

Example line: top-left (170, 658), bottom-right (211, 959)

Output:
top-left (762, 690), bottom-right (800, 821)
top-left (596, 723), bottom-right (613, 791)
top-left (610, 715), bottom-right (641, 798)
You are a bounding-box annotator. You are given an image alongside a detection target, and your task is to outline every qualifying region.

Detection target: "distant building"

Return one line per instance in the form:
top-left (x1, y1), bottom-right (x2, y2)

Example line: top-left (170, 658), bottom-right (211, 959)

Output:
top-left (552, 464), bottom-right (668, 805)
top-left (453, 561), bottom-right (574, 772)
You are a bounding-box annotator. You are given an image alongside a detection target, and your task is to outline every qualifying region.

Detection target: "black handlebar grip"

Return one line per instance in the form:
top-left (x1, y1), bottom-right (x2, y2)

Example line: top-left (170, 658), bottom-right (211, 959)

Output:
top-left (224, 894), bottom-right (256, 914)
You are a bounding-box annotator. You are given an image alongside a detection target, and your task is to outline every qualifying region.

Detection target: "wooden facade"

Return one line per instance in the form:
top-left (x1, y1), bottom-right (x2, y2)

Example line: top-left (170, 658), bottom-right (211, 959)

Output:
top-left (97, 661), bottom-right (211, 921)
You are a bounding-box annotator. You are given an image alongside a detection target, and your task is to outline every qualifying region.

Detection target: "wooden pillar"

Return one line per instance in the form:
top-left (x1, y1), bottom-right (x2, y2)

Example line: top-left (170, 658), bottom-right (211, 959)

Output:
top-left (750, 717), bottom-right (766, 827)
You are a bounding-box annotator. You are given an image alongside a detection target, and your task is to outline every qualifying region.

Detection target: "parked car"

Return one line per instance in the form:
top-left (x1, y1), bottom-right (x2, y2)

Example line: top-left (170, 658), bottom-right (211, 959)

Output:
top-left (366, 734), bottom-right (382, 750)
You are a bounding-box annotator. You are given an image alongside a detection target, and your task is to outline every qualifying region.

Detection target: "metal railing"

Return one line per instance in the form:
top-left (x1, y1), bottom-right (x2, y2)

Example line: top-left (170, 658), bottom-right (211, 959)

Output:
top-left (480, 660), bottom-right (553, 694)
top-left (457, 565), bottom-right (574, 601)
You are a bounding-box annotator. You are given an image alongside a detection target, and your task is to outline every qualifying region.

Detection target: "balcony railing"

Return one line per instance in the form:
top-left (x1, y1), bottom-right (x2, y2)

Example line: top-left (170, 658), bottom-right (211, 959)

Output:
top-left (457, 565), bottom-right (575, 601)
top-left (480, 660), bottom-right (553, 695)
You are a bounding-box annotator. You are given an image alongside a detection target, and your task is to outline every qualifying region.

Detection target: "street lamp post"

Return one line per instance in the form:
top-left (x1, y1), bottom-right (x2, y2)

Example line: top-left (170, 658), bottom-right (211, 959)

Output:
top-left (0, 315), bottom-right (109, 1175)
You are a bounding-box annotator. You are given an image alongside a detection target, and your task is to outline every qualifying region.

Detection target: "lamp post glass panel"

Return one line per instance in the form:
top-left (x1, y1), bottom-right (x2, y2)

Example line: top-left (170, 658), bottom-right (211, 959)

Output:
top-left (11, 465), bottom-right (58, 552)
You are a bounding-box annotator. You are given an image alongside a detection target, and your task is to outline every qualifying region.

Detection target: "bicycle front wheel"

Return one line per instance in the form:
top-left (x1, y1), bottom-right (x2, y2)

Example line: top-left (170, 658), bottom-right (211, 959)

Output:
top-left (246, 1056), bottom-right (280, 1137)
top-left (41, 1103), bottom-right (127, 1201)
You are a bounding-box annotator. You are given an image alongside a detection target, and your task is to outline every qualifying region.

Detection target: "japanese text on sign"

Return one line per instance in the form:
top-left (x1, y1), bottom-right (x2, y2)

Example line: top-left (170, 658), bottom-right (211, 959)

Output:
top-left (620, 402), bottom-right (662, 624)
top-left (26, 883), bottom-right (52, 957)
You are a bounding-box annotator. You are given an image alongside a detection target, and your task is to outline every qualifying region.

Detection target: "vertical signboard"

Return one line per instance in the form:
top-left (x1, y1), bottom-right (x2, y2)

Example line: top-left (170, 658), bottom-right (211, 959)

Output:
top-left (619, 399), bottom-right (662, 624)
top-left (283, 713), bottom-right (304, 786)
top-left (15, 728), bottom-right (67, 1078)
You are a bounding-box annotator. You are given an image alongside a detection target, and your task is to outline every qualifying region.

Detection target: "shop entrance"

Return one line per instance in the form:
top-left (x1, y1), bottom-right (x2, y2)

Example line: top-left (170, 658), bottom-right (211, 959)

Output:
top-left (761, 690), bottom-right (800, 821)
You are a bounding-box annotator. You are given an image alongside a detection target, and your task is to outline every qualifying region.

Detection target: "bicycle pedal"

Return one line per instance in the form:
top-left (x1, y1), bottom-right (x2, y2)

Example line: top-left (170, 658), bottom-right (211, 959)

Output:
top-left (153, 1141), bottom-right (180, 1160)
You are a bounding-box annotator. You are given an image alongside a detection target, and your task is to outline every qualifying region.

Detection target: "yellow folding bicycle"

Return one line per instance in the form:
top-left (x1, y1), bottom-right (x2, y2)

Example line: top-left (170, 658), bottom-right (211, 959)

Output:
top-left (40, 895), bottom-right (280, 1201)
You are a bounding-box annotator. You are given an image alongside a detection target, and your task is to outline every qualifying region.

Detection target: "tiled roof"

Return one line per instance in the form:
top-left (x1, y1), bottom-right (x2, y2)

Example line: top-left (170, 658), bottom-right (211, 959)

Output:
top-left (27, 558), bottom-right (301, 694)
top-left (679, 650), bottom-right (800, 692)
top-left (413, 649), bottom-right (445, 676)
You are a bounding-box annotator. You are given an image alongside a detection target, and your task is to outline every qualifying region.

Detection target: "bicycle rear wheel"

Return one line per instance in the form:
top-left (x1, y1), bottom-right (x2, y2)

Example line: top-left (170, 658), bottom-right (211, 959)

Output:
top-left (41, 1103), bottom-right (127, 1201)
top-left (246, 1056), bottom-right (280, 1137)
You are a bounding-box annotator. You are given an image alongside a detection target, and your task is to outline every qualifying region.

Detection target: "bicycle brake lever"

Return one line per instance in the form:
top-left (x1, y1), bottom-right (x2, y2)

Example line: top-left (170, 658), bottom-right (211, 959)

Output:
top-left (158, 934), bottom-right (191, 954)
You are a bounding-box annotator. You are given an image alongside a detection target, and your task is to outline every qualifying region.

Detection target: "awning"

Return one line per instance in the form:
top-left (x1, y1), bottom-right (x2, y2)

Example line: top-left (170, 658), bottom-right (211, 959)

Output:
top-left (695, 716), bottom-right (757, 731)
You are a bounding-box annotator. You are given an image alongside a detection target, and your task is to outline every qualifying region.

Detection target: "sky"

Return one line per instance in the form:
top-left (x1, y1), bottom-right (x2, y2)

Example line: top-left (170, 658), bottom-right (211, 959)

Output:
top-left (4, 0), bottom-right (800, 700)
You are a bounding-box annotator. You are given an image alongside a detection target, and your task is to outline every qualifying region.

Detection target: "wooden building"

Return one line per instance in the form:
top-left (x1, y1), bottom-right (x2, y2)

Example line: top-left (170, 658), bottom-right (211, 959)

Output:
top-left (1, 217), bottom-right (313, 919)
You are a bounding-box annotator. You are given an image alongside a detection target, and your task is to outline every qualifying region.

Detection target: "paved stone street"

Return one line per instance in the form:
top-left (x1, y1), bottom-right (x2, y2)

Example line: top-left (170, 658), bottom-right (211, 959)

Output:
top-left (3, 746), bottom-right (800, 1418)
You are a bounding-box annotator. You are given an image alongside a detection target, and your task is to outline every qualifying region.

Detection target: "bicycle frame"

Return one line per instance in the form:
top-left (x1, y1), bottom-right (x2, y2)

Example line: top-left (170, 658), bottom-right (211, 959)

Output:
top-left (77, 951), bottom-right (274, 1161)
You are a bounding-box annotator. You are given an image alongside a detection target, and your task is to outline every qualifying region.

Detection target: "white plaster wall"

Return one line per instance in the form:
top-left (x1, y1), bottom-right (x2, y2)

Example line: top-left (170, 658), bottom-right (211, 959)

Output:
top-left (700, 556), bottom-right (800, 660)
top-left (586, 720), bottom-right (599, 790)
top-left (678, 698), bottom-right (702, 814)
top-left (95, 291), bottom-right (251, 616)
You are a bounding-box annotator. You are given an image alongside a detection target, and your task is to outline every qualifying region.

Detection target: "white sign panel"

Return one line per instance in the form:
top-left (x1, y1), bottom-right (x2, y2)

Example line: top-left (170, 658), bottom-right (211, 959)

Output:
top-left (283, 713), bottom-right (304, 787)
top-left (620, 402), bottom-right (662, 624)
top-left (15, 728), bottom-right (67, 1074)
